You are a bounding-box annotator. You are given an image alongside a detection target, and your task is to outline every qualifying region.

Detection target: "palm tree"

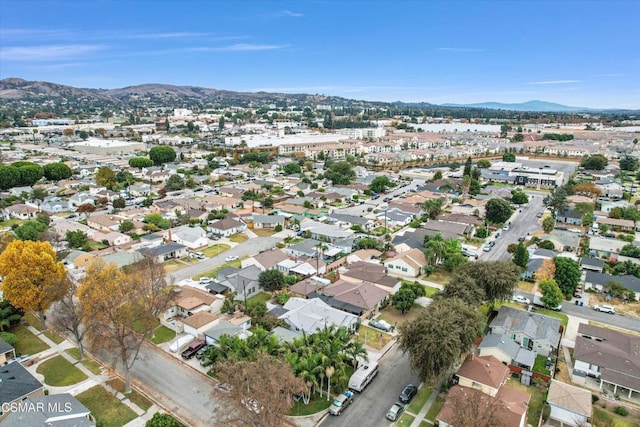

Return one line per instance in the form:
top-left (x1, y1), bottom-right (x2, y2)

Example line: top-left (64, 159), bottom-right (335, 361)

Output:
top-left (345, 340), bottom-right (368, 369)
top-left (424, 234), bottom-right (448, 266)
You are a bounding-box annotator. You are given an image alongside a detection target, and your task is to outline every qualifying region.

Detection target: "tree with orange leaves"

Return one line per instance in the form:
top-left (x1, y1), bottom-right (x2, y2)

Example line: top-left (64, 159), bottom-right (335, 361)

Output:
top-left (0, 240), bottom-right (67, 330)
top-left (536, 257), bottom-right (556, 281)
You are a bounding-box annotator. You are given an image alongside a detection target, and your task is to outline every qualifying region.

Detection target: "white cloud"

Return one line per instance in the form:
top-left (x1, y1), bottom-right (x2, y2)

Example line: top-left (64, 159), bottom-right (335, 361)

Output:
top-left (0, 44), bottom-right (106, 61)
top-left (190, 43), bottom-right (288, 52)
top-left (280, 10), bottom-right (304, 18)
top-left (526, 80), bottom-right (581, 85)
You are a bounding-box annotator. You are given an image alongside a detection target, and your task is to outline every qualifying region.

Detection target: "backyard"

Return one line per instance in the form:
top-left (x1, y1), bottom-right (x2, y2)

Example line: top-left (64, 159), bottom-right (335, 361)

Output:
top-left (506, 378), bottom-right (546, 426)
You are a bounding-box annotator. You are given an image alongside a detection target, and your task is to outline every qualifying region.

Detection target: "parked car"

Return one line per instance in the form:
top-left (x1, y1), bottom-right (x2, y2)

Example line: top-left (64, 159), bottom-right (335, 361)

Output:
top-left (181, 340), bottom-right (206, 360)
top-left (512, 295), bottom-right (531, 305)
top-left (593, 304), bottom-right (615, 314)
top-left (502, 224), bottom-right (509, 231)
top-left (328, 390), bottom-right (354, 415)
top-left (386, 402), bottom-right (405, 421)
top-left (482, 242), bottom-right (494, 252)
top-left (369, 319), bottom-right (393, 332)
top-left (536, 212), bottom-right (544, 218)
top-left (399, 384), bottom-right (418, 403)
top-left (199, 277), bottom-right (213, 285)
top-left (225, 255), bottom-right (239, 262)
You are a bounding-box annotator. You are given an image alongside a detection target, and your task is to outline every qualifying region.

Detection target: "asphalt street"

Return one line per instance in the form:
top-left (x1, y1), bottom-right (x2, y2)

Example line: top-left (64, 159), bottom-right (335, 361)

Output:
top-left (320, 345), bottom-right (421, 427)
top-left (479, 190), bottom-right (545, 261)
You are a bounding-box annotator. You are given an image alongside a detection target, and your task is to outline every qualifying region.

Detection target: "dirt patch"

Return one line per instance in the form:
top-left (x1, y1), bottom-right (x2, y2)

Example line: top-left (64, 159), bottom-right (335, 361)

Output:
top-left (555, 350), bottom-right (572, 384)
top-left (379, 305), bottom-right (423, 327)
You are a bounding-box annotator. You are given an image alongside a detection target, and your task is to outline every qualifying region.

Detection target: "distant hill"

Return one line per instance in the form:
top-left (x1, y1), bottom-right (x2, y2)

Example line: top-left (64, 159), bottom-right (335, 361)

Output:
top-left (442, 100), bottom-right (592, 112)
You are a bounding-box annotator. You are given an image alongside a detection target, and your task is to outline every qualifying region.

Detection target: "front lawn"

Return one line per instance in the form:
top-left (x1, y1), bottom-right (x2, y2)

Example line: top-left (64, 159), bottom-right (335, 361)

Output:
top-left (36, 355), bottom-right (88, 386)
top-left (424, 395), bottom-right (444, 422)
top-left (288, 392), bottom-right (332, 416)
top-left (193, 259), bottom-right (242, 280)
top-left (10, 324), bottom-right (49, 355)
top-left (76, 386), bottom-right (137, 427)
top-left (149, 325), bottom-right (175, 345)
top-left (65, 348), bottom-right (103, 375)
top-left (354, 325), bottom-right (393, 350)
top-left (252, 228), bottom-right (276, 237)
top-left (407, 386), bottom-right (432, 414)
top-left (423, 285), bottom-right (441, 298)
top-left (423, 267), bottom-right (451, 285)
top-left (106, 378), bottom-right (153, 411)
top-left (202, 243), bottom-right (231, 257)
top-left (229, 233), bottom-right (249, 243)
top-left (248, 292), bottom-right (271, 305)
top-left (397, 413), bottom-right (415, 427)
top-left (379, 305), bottom-right (422, 326)
top-left (517, 280), bottom-right (535, 292)
top-left (24, 312), bottom-right (42, 330)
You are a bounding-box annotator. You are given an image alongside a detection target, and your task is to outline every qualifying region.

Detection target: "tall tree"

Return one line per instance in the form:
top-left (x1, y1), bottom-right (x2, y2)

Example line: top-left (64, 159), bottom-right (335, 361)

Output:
top-left (52, 279), bottom-right (90, 360)
top-left (441, 274), bottom-right (484, 307)
top-left (485, 198), bottom-right (513, 224)
top-left (399, 298), bottom-right (483, 382)
top-left (0, 240), bottom-right (68, 330)
top-left (149, 146), bottom-right (177, 166)
top-left (79, 258), bottom-right (172, 393)
top-left (324, 161), bottom-right (355, 185)
top-left (369, 176), bottom-right (393, 194)
top-left (543, 187), bottom-right (568, 216)
top-left (513, 242), bottom-right (529, 269)
top-left (536, 258), bottom-right (556, 281)
top-left (392, 287), bottom-right (416, 313)
top-left (456, 261), bottom-right (520, 303)
top-left (445, 386), bottom-right (509, 427)
top-left (212, 353), bottom-right (305, 427)
top-left (43, 163), bottom-right (73, 181)
top-left (95, 166), bottom-right (117, 189)
top-left (540, 278), bottom-right (564, 310)
top-left (553, 257), bottom-right (581, 296)
top-left (258, 269), bottom-right (286, 292)
top-left (422, 198), bottom-right (443, 219)
top-left (542, 215), bottom-right (555, 234)
top-left (463, 156), bottom-right (472, 177)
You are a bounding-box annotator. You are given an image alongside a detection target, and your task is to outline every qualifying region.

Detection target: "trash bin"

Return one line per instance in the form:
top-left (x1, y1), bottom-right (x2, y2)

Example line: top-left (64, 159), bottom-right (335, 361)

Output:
top-left (580, 301), bottom-right (584, 307)
top-left (575, 300), bottom-right (579, 305)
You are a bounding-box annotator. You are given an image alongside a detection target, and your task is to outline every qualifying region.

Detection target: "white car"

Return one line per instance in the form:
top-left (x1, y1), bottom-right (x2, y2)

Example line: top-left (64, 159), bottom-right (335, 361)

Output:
top-left (593, 304), bottom-right (615, 314)
top-left (512, 295), bottom-right (531, 305)
top-left (225, 255), bottom-right (239, 262)
top-left (199, 277), bottom-right (213, 285)
top-left (502, 225), bottom-right (509, 231)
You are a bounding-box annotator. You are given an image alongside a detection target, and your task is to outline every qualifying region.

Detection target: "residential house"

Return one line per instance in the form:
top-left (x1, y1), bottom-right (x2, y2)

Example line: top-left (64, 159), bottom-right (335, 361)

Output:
top-left (204, 320), bottom-right (252, 346)
top-left (341, 261), bottom-right (399, 290)
top-left (0, 362), bottom-right (44, 422)
top-left (488, 306), bottom-right (562, 357)
top-left (545, 379), bottom-right (592, 427)
top-left (327, 213), bottom-right (374, 231)
top-left (556, 208), bottom-right (582, 226)
top-left (102, 249), bottom-right (144, 268)
top-left (521, 258), bottom-right (543, 280)
top-left (241, 249), bottom-right (289, 271)
top-left (320, 279), bottom-right (390, 318)
top-left (455, 354), bottom-right (510, 397)
top-left (138, 242), bottom-right (187, 263)
top-left (277, 297), bottom-right (359, 334)
top-left (573, 323), bottom-right (640, 400)
top-left (91, 231), bottom-right (131, 247)
top-left (422, 220), bottom-right (472, 240)
top-left (595, 180), bottom-right (623, 199)
top-left (286, 239), bottom-right (323, 259)
top-left (207, 218), bottom-right (247, 237)
top-left (346, 249), bottom-right (382, 264)
top-left (277, 259), bottom-right (321, 277)
top-left (583, 271), bottom-right (640, 301)
top-left (4, 204), bottom-right (38, 220)
top-left (0, 338), bottom-right (16, 365)
top-left (166, 225), bottom-right (209, 249)
top-left (392, 228), bottom-right (429, 253)
top-left (306, 223), bottom-right (355, 246)
top-left (477, 334), bottom-right (536, 371)
top-left (38, 196), bottom-right (71, 213)
top-left (596, 217), bottom-right (635, 232)
top-left (86, 214), bottom-right (120, 232)
top-left (63, 250), bottom-right (96, 269)
top-left (580, 257), bottom-right (605, 273)
top-left (588, 236), bottom-right (628, 259)
top-left (252, 214), bottom-right (285, 229)
top-left (68, 192), bottom-right (96, 207)
top-left (181, 312), bottom-right (221, 339)
top-left (1, 394), bottom-right (95, 427)
top-left (383, 249), bottom-right (427, 278)
top-left (215, 265), bottom-right (262, 301)
top-left (377, 208), bottom-right (413, 227)
top-left (436, 385), bottom-right (530, 427)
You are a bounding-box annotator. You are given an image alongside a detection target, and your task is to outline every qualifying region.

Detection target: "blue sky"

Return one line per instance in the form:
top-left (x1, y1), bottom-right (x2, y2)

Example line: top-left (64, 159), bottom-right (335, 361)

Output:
top-left (1, 0), bottom-right (639, 109)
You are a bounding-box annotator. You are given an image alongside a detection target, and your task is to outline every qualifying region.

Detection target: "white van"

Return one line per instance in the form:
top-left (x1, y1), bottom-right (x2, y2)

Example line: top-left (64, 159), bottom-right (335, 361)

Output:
top-left (348, 362), bottom-right (379, 392)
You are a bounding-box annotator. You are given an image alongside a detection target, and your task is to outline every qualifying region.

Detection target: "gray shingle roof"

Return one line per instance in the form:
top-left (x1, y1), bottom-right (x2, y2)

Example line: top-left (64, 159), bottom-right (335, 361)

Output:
top-left (490, 306), bottom-right (561, 347)
top-left (585, 271), bottom-right (640, 292)
top-left (0, 362), bottom-right (44, 405)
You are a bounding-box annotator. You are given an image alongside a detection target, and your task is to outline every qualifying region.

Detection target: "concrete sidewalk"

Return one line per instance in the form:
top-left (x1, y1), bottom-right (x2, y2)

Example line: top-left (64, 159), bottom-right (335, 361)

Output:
top-left (408, 382), bottom-right (442, 427)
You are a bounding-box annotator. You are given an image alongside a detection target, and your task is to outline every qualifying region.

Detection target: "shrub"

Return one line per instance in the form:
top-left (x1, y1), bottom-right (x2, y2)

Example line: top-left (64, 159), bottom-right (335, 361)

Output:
top-left (0, 332), bottom-right (18, 347)
top-left (614, 406), bottom-right (629, 416)
top-left (274, 224), bottom-right (283, 232)
top-left (538, 240), bottom-right (556, 250)
top-left (592, 394), bottom-right (599, 403)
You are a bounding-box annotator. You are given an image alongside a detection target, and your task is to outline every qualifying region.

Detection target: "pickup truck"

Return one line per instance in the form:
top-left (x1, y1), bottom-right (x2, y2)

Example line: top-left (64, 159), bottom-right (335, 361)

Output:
top-left (329, 391), bottom-right (354, 415)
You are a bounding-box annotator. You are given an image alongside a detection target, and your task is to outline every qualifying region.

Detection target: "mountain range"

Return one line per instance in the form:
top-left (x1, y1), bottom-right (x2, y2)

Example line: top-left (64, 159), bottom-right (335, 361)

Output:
top-left (0, 78), bottom-right (630, 113)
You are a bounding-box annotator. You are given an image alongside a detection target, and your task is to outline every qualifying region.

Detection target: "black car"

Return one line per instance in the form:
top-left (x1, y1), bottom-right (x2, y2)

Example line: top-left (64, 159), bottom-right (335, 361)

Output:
top-left (399, 384), bottom-right (418, 403)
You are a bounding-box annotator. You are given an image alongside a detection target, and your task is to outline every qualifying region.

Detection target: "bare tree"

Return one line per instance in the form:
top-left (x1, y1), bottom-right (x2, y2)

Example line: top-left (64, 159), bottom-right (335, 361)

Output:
top-left (212, 353), bottom-right (305, 427)
top-left (445, 386), bottom-right (508, 427)
top-left (51, 277), bottom-right (91, 360)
